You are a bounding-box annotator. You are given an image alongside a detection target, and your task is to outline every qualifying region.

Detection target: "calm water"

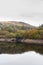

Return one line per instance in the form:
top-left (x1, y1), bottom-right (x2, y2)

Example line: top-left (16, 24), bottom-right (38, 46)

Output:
top-left (0, 51), bottom-right (43, 65)
top-left (0, 42), bottom-right (43, 65)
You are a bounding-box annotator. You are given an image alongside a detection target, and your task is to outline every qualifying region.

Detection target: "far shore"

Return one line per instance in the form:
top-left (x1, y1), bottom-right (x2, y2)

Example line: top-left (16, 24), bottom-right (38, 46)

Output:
top-left (0, 38), bottom-right (43, 44)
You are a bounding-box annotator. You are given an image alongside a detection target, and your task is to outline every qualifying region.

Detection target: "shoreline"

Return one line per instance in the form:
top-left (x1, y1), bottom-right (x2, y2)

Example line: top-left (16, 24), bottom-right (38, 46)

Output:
top-left (21, 39), bottom-right (43, 45)
top-left (0, 38), bottom-right (43, 44)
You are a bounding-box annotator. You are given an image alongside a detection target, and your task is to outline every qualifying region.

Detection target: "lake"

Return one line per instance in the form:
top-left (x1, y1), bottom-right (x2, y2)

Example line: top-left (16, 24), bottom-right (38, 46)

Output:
top-left (0, 42), bottom-right (43, 65)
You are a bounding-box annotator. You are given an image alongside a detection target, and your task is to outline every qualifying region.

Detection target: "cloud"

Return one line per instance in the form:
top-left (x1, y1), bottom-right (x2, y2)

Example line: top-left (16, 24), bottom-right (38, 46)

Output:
top-left (0, 0), bottom-right (43, 26)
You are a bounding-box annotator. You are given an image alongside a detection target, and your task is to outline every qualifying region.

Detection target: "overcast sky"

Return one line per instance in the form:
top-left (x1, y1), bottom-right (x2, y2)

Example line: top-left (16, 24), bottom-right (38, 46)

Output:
top-left (0, 0), bottom-right (43, 26)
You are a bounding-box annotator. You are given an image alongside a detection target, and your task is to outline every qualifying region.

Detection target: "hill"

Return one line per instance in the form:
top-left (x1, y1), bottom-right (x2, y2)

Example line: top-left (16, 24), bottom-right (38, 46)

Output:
top-left (0, 21), bottom-right (35, 31)
top-left (38, 24), bottom-right (43, 30)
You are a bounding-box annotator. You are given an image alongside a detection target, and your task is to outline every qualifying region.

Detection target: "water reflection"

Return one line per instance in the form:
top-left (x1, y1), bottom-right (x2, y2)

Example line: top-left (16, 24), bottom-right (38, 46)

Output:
top-left (0, 51), bottom-right (43, 65)
top-left (0, 42), bottom-right (43, 54)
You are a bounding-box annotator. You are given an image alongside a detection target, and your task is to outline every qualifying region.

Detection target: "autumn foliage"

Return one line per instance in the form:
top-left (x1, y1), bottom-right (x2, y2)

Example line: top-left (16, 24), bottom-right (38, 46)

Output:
top-left (24, 29), bottom-right (43, 39)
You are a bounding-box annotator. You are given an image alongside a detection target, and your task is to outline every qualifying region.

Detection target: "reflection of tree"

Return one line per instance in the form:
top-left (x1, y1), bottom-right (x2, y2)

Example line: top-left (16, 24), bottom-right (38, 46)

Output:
top-left (0, 42), bottom-right (43, 55)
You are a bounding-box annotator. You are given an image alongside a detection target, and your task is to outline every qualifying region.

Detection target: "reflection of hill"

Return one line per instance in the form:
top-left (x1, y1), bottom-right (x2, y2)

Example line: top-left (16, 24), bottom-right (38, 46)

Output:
top-left (0, 42), bottom-right (43, 55)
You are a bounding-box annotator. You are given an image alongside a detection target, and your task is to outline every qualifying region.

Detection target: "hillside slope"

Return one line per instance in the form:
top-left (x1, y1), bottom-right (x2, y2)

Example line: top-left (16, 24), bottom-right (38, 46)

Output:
top-left (0, 21), bottom-right (35, 31)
